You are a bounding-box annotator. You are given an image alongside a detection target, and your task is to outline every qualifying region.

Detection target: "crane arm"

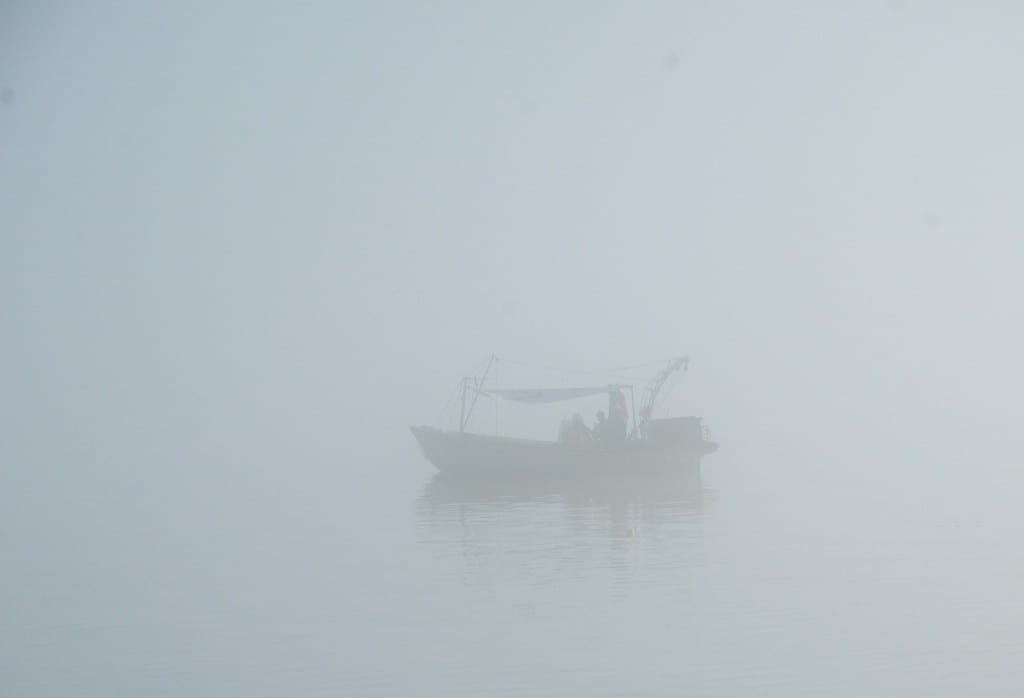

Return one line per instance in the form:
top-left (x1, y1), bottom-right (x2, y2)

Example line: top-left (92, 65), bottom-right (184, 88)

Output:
top-left (637, 356), bottom-right (688, 437)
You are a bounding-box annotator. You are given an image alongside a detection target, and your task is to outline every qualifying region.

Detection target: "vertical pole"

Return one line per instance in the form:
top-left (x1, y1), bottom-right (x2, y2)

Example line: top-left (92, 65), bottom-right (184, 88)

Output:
top-left (628, 385), bottom-right (637, 438)
top-left (463, 355), bottom-right (495, 434)
top-left (459, 378), bottom-right (468, 432)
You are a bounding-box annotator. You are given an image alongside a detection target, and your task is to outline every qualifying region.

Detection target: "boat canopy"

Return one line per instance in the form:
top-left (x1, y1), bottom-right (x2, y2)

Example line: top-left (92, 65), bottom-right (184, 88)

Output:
top-left (486, 385), bottom-right (630, 405)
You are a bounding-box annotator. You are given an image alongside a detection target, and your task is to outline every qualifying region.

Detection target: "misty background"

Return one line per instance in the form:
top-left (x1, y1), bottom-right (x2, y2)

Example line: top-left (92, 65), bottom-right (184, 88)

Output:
top-left (4, 2), bottom-right (1024, 695)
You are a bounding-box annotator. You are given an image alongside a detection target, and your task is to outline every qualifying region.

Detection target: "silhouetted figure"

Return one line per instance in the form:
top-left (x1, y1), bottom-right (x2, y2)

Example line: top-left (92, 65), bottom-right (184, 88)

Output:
top-left (593, 410), bottom-right (608, 443)
top-left (606, 388), bottom-right (629, 443)
top-left (559, 413), bottom-right (592, 447)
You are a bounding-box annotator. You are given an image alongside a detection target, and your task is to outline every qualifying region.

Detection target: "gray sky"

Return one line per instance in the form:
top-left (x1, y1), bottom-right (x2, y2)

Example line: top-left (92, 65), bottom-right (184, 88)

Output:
top-left (3, 1), bottom-right (1024, 468)
top-left (8, 5), bottom-right (1024, 695)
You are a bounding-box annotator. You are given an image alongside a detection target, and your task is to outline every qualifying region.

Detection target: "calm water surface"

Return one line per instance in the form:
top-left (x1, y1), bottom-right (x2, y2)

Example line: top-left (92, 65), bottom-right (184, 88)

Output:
top-left (5, 444), bottom-right (1024, 696)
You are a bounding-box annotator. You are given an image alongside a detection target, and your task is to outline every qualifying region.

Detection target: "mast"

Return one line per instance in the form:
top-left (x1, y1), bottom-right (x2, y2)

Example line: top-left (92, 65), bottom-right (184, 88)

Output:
top-left (459, 354), bottom-right (496, 433)
top-left (459, 378), bottom-right (468, 433)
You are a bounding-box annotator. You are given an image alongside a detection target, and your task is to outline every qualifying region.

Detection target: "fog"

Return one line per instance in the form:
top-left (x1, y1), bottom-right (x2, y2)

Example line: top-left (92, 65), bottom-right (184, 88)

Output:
top-left (4, 2), bottom-right (1024, 695)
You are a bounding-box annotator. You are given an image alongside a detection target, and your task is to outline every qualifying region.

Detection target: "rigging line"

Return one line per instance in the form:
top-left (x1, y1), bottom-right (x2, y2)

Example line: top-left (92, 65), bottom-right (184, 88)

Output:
top-left (438, 355), bottom-right (493, 429)
top-left (659, 373), bottom-right (682, 418)
top-left (469, 356), bottom-right (489, 379)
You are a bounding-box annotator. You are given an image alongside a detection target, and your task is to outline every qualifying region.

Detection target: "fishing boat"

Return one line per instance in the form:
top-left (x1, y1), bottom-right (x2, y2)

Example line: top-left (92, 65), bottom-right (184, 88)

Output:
top-left (411, 356), bottom-right (718, 477)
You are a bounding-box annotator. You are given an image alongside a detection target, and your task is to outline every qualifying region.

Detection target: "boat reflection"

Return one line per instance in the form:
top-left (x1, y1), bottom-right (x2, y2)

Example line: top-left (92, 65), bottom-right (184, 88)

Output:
top-left (415, 468), bottom-right (715, 591)
top-left (416, 466), bottom-right (713, 535)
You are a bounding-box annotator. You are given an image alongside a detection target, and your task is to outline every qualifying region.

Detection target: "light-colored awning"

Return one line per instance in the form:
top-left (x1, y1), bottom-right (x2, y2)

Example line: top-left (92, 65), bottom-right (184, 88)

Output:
top-left (486, 385), bottom-right (629, 404)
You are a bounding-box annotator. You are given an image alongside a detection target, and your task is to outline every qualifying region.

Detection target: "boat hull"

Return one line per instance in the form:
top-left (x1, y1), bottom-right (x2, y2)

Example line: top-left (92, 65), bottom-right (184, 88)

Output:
top-left (410, 426), bottom-right (717, 477)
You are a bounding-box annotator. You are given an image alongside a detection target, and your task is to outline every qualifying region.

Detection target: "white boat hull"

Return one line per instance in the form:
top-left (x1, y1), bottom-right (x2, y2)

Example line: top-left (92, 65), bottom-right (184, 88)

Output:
top-left (410, 426), bottom-right (718, 477)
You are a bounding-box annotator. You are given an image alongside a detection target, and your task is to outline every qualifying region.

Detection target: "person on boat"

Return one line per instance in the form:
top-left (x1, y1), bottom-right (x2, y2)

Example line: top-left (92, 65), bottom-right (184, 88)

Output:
top-left (565, 412), bottom-right (593, 447)
top-left (593, 410), bottom-right (608, 443)
top-left (606, 388), bottom-right (629, 443)
top-left (557, 417), bottom-right (573, 445)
